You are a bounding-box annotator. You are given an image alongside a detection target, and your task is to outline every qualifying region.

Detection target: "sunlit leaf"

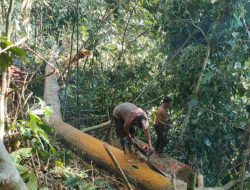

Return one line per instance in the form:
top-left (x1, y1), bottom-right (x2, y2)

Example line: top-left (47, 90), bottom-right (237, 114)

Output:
top-left (44, 106), bottom-right (53, 121)
top-left (232, 32), bottom-right (239, 39)
top-left (187, 98), bottom-right (199, 108)
top-left (0, 53), bottom-right (12, 68)
top-left (11, 47), bottom-right (27, 57)
top-left (16, 164), bottom-right (29, 175)
top-left (204, 138), bottom-right (212, 147)
top-left (11, 148), bottom-right (32, 163)
top-left (234, 15), bottom-right (243, 27)
top-left (105, 44), bottom-right (117, 51)
top-left (26, 172), bottom-right (38, 190)
top-left (0, 36), bottom-right (12, 47)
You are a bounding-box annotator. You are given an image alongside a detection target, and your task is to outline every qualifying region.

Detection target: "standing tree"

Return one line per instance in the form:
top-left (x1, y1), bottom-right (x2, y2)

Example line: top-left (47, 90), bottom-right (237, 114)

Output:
top-left (0, 0), bottom-right (26, 189)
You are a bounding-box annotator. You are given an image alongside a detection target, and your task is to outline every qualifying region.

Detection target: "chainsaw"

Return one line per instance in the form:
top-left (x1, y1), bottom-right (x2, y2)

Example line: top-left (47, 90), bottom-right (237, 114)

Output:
top-left (133, 138), bottom-right (154, 157)
top-left (132, 138), bottom-right (169, 178)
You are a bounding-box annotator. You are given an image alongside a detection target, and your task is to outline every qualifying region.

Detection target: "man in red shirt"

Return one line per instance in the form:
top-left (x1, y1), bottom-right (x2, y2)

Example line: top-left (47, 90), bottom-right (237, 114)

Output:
top-left (113, 102), bottom-right (153, 153)
top-left (154, 96), bottom-right (172, 154)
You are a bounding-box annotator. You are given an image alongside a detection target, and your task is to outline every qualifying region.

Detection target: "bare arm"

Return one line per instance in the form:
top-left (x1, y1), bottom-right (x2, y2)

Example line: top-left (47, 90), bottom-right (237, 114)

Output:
top-left (124, 123), bottom-right (130, 136)
top-left (124, 113), bottom-right (135, 137)
top-left (144, 128), bottom-right (152, 149)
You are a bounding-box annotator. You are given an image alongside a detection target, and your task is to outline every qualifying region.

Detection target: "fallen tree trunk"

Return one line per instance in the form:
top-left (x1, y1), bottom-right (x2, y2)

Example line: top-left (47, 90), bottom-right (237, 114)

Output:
top-left (43, 62), bottom-right (187, 190)
top-left (81, 121), bottom-right (195, 184)
top-left (103, 143), bottom-right (133, 190)
top-left (47, 116), bottom-right (178, 190)
top-left (135, 138), bottom-right (194, 184)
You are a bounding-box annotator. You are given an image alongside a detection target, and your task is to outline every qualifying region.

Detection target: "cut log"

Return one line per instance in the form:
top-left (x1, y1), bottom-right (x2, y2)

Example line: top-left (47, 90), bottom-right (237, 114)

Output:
top-left (43, 61), bottom-right (187, 190)
top-left (82, 122), bottom-right (194, 184)
top-left (134, 138), bottom-right (194, 184)
top-left (82, 123), bottom-right (194, 184)
top-left (103, 143), bottom-right (133, 190)
top-left (47, 117), bottom-right (176, 190)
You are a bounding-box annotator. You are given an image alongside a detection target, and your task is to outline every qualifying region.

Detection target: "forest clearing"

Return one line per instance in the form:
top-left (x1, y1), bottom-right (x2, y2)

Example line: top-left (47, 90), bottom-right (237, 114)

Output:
top-left (0, 0), bottom-right (249, 190)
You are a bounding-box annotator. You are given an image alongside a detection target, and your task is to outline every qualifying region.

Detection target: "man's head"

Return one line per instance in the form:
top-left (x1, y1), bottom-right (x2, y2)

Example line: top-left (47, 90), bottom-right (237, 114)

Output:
top-left (134, 114), bottom-right (149, 129)
top-left (163, 96), bottom-right (172, 108)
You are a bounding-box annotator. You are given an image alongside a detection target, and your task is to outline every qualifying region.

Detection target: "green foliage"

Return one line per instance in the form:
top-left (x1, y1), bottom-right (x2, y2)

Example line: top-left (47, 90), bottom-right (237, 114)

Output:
top-left (65, 176), bottom-right (112, 190)
top-left (0, 52), bottom-right (12, 68)
top-left (17, 111), bottom-right (56, 158)
top-left (7, 0), bottom-right (249, 187)
top-left (0, 36), bottom-right (26, 68)
top-left (9, 99), bottom-right (57, 189)
top-left (65, 175), bottom-right (83, 189)
top-left (38, 1), bottom-right (249, 186)
top-left (10, 148), bottom-right (32, 163)
top-left (155, 0), bottom-right (249, 185)
top-left (53, 163), bottom-right (113, 189)
top-left (16, 164), bottom-right (38, 190)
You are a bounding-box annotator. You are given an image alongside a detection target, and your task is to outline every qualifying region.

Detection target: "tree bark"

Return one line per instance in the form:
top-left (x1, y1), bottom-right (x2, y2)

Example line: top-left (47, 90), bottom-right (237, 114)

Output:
top-left (134, 138), bottom-right (194, 184)
top-left (47, 117), bottom-right (176, 190)
top-left (43, 64), bottom-right (62, 120)
top-left (43, 57), bottom-right (188, 190)
top-left (0, 141), bottom-right (26, 190)
top-left (0, 0), bottom-right (26, 189)
top-left (0, 70), bottom-right (7, 140)
top-left (103, 143), bottom-right (133, 190)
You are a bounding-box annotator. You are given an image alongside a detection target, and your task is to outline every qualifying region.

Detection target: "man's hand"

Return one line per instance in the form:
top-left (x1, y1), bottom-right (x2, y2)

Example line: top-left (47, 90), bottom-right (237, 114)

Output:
top-left (147, 143), bottom-right (154, 151)
top-left (142, 143), bottom-right (154, 152)
top-left (142, 143), bottom-right (154, 156)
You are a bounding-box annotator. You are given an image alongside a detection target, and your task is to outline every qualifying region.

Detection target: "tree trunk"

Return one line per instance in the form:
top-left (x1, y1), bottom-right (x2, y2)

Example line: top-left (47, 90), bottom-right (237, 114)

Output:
top-left (0, 0), bottom-right (26, 189)
top-left (43, 64), bottom-right (62, 120)
top-left (43, 59), bottom-right (188, 190)
top-left (0, 70), bottom-right (7, 140)
top-left (134, 138), bottom-right (194, 184)
top-left (0, 141), bottom-right (26, 190)
top-left (47, 117), bottom-right (178, 190)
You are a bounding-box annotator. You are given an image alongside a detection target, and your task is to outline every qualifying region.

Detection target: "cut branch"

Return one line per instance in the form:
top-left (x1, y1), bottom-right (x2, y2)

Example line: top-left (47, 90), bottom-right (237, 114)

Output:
top-left (104, 143), bottom-right (133, 190)
top-left (222, 173), bottom-right (250, 190)
top-left (81, 120), bottom-right (111, 132)
top-left (24, 44), bottom-right (59, 74)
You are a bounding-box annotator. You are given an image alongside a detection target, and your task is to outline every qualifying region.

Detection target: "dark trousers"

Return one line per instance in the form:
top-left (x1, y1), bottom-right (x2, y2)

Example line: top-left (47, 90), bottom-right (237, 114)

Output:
top-left (113, 117), bottom-right (135, 151)
top-left (154, 124), bottom-right (168, 153)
